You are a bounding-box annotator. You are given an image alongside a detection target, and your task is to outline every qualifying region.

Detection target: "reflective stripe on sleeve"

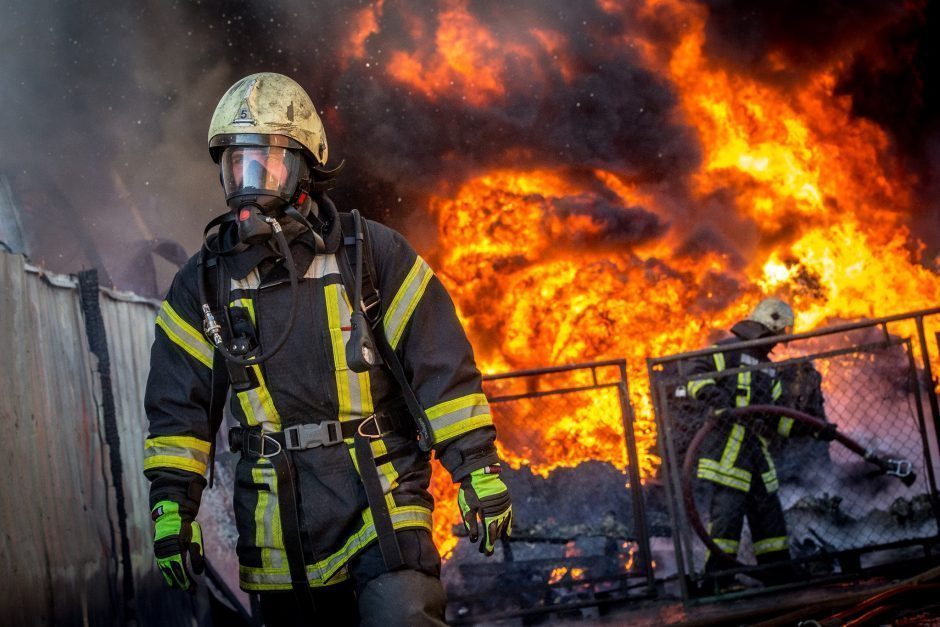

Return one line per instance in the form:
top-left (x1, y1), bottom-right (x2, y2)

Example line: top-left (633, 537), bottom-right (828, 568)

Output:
top-left (382, 256), bottom-right (434, 350)
top-left (712, 537), bottom-right (740, 554)
top-left (144, 435), bottom-right (211, 475)
top-left (155, 301), bottom-right (213, 368)
top-left (687, 378), bottom-right (717, 398)
top-left (771, 379), bottom-right (783, 401)
top-left (426, 393), bottom-right (493, 443)
top-left (777, 416), bottom-right (794, 437)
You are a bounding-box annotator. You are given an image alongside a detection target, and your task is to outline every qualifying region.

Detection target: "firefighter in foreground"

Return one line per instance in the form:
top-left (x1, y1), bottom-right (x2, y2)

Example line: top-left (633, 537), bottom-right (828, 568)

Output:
top-left (683, 298), bottom-right (836, 589)
top-left (143, 73), bottom-right (512, 625)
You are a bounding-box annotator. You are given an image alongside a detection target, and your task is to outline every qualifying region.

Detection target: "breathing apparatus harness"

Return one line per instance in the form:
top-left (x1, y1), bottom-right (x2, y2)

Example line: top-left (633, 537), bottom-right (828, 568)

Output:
top-left (195, 173), bottom-right (437, 604)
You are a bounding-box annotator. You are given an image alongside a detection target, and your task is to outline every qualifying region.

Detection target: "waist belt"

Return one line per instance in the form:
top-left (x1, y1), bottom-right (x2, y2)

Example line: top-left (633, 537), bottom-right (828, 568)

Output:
top-left (228, 411), bottom-right (408, 576)
top-left (229, 412), bottom-right (404, 457)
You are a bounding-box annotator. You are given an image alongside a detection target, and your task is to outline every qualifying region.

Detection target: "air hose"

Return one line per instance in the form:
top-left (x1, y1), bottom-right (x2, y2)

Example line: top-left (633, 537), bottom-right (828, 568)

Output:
top-left (198, 216), bottom-right (299, 367)
top-left (681, 405), bottom-right (917, 568)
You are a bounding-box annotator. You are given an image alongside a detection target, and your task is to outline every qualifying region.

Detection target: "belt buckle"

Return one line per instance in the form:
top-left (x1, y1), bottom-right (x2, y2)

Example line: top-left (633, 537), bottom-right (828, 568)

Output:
top-left (283, 421), bottom-right (343, 450)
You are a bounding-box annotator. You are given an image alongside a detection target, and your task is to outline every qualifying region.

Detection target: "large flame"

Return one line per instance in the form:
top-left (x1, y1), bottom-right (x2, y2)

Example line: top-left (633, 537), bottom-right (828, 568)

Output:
top-left (349, 0), bottom-right (940, 555)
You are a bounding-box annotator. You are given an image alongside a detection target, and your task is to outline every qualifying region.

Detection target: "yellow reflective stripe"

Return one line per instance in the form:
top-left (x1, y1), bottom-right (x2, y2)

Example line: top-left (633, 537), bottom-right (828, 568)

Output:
top-left (325, 284), bottom-right (376, 478)
top-left (252, 464), bottom-right (285, 571)
top-left (696, 464), bottom-right (750, 492)
top-left (720, 424), bottom-right (745, 467)
top-left (155, 301), bottom-right (213, 368)
top-left (687, 378), bottom-right (717, 398)
top-left (754, 536), bottom-right (788, 555)
top-left (698, 458), bottom-right (752, 483)
top-left (760, 444), bottom-right (779, 492)
top-left (325, 284), bottom-right (375, 422)
top-left (713, 537), bottom-right (740, 554)
top-left (383, 256), bottom-right (434, 350)
top-left (237, 505), bottom-right (432, 590)
top-left (143, 455), bottom-right (207, 475)
top-left (145, 435), bottom-right (210, 453)
top-left (771, 379), bottom-right (782, 401)
top-left (778, 416), bottom-right (794, 437)
top-left (713, 351), bottom-right (726, 372)
top-left (144, 435), bottom-right (211, 475)
top-left (425, 393), bottom-right (492, 443)
top-left (762, 473), bottom-right (779, 493)
top-left (240, 565), bottom-right (350, 591)
top-left (236, 365), bottom-right (281, 430)
top-left (736, 371), bottom-right (751, 407)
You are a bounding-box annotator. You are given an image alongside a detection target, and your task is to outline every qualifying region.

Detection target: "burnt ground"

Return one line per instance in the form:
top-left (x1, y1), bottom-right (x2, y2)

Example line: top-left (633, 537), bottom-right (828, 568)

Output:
top-left (476, 562), bottom-right (940, 626)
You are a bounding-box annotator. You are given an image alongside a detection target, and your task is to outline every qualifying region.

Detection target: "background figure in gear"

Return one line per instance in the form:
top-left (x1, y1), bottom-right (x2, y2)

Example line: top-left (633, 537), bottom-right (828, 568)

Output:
top-left (143, 73), bottom-right (512, 626)
top-left (681, 298), bottom-right (836, 590)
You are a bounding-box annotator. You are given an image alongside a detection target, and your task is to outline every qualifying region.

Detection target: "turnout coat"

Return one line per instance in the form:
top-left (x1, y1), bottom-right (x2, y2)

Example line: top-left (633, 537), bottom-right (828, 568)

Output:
top-left (143, 201), bottom-right (498, 591)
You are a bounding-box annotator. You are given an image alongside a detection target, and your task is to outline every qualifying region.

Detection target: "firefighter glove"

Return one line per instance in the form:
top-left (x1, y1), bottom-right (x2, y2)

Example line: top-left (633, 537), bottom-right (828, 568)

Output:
top-left (152, 500), bottom-right (204, 590)
top-left (458, 465), bottom-right (513, 556)
top-left (814, 422), bottom-right (838, 442)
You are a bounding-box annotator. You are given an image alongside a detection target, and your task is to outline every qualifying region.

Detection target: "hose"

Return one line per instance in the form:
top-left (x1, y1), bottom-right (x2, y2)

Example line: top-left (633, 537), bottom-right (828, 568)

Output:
top-left (198, 216), bottom-right (299, 367)
top-left (682, 405), bottom-right (918, 568)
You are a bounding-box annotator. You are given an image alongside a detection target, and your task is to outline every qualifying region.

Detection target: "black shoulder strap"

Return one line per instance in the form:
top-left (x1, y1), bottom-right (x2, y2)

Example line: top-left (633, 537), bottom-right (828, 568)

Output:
top-left (205, 253), bottom-right (231, 488)
top-left (340, 212), bottom-right (381, 325)
top-left (337, 213), bottom-right (435, 452)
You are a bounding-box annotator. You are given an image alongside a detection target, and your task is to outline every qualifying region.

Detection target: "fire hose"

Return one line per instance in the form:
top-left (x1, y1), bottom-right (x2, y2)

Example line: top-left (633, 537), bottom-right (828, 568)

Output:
top-left (681, 404), bottom-right (917, 569)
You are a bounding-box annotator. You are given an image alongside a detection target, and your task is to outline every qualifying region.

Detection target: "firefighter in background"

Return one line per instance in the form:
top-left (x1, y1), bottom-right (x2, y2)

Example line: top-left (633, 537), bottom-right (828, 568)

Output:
top-left (143, 73), bottom-right (512, 626)
top-left (683, 298), bottom-right (836, 587)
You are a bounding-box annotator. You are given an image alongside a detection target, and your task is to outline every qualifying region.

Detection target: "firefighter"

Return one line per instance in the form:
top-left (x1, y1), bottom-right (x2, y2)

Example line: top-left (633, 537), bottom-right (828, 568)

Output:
top-left (682, 297), bottom-right (835, 589)
top-left (143, 73), bottom-right (512, 626)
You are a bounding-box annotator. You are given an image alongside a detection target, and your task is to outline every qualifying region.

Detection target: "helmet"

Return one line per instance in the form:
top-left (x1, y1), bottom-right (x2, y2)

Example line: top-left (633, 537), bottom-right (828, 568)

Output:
top-left (208, 73), bottom-right (328, 217)
top-left (208, 72), bottom-right (328, 166)
top-left (747, 297), bottom-right (795, 335)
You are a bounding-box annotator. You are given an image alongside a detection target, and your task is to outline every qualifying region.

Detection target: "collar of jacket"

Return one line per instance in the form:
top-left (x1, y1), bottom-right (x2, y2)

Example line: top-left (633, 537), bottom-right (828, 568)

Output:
top-left (219, 197), bottom-right (343, 280)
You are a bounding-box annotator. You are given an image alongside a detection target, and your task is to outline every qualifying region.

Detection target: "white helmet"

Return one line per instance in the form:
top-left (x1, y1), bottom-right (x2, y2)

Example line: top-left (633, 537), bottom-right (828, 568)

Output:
top-left (747, 297), bottom-right (795, 334)
top-left (208, 72), bottom-right (328, 166)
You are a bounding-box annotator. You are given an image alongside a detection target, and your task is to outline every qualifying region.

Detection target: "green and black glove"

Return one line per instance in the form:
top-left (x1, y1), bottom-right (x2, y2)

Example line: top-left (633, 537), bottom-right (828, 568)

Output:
top-left (152, 500), bottom-right (204, 590)
top-left (458, 464), bottom-right (513, 556)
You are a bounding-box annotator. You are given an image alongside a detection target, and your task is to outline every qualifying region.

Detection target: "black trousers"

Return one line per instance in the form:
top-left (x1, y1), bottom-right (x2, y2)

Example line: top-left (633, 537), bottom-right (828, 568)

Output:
top-left (704, 478), bottom-right (790, 573)
top-left (258, 529), bottom-right (446, 626)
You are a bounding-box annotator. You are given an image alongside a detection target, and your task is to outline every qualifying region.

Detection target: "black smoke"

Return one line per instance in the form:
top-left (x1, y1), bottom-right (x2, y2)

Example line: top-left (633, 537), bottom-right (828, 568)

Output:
top-left (0, 0), bottom-right (934, 296)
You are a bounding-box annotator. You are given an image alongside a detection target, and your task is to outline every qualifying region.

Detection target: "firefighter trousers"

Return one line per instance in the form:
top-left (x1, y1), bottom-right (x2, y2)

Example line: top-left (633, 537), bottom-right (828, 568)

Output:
top-left (704, 477), bottom-right (790, 574)
top-left (258, 529), bottom-right (446, 626)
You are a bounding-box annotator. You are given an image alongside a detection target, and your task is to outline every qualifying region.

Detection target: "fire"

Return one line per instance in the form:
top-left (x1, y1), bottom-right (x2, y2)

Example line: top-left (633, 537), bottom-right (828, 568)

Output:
top-left (345, 0), bottom-right (940, 553)
top-left (384, 1), bottom-right (515, 106)
top-left (548, 567), bottom-right (568, 584)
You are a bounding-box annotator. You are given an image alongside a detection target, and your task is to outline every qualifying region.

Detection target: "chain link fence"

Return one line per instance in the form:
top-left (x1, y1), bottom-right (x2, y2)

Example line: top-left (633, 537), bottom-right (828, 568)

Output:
top-left (650, 321), bottom-right (940, 600)
top-left (442, 361), bottom-right (655, 623)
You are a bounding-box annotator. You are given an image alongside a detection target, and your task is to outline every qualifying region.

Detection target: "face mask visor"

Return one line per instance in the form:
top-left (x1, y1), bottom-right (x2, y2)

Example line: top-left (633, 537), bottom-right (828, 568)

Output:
top-left (220, 146), bottom-right (305, 205)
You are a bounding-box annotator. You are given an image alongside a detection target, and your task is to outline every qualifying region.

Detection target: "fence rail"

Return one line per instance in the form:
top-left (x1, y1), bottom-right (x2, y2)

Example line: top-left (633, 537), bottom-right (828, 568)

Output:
top-left (648, 311), bottom-right (940, 602)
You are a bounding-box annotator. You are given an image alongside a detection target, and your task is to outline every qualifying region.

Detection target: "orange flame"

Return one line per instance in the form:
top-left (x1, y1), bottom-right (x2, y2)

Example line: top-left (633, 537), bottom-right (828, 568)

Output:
top-left (353, 0), bottom-right (940, 553)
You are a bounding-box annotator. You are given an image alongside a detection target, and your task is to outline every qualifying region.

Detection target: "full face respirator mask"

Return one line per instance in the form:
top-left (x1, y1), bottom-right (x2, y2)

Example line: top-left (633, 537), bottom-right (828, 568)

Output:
top-left (220, 145), bottom-right (311, 245)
